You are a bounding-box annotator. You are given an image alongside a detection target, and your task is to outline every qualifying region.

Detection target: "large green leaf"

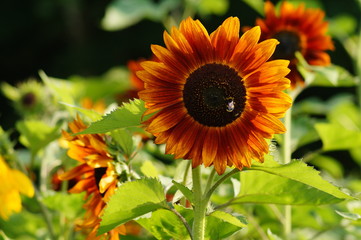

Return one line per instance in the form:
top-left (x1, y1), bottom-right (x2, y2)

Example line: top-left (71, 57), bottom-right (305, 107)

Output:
top-left (234, 158), bottom-right (352, 205)
top-left (16, 120), bottom-right (60, 155)
top-left (136, 208), bottom-right (191, 240)
top-left (78, 99), bottom-right (146, 135)
top-left (99, 178), bottom-right (167, 234)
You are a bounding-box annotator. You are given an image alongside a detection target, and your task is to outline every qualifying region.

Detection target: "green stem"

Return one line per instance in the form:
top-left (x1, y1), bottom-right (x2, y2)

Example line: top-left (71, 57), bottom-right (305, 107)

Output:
top-left (283, 103), bottom-right (293, 239)
top-left (192, 166), bottom-right (207, 240)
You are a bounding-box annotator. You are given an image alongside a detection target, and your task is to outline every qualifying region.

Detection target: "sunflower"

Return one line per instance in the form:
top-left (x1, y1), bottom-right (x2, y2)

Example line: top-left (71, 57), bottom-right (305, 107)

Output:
top-left (138, 17), bottom-right (292, 175)
top-left (255, 1), bottom-right (334, 88)
top-left (0, 156), bottom-right (34, 220)
top-left (59, 116), bottom-right (126, 239)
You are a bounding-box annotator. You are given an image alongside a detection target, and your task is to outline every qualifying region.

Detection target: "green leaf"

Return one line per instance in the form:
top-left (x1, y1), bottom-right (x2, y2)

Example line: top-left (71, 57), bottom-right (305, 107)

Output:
top-left (112, 129), bottom-right (135, 158)
top-left (296, 52), bottom-right (356, 87)
top-left (241, 0), bottom-right (264, 15)
top-left (267, 229), bottom-right (282, 240)
top-left (205, 213), bottom-right (244, 239)
top-left (209, 210), bottom-right (247, 228)
top-left (198, 0), bottom-right (229, 16)
top-left (328, 101), bottom-right (361, 130)
top-left (60, 102), bottom-right (102, 122)
top-left (136, 208), bottom-right (191, 240)
top-left (291, 116), bottom-right (320, 150)
top-left (172, 180), bottom-right (194, 204)
top-left (16, 120), bottom-right (60, 155)
top-left (235, 157), bottom-right (352, 205)
top-left (140, 160), bottom-right (159, 178)
top-left (78, 99), bottom-right (146, 135)
top-left (39, 70), bottom-right (77, 108)
top-left (315, 122), bottom-right (361, 151)
top-left (42, 192), bottom-right (85, 220)
top-left (99, 178), bottom-right (166, 234)
top-left (335, 210), bottom-right (361, 221)
top-left (102, 0), bottom-right (179, 31)
top-left (310, 155), bottom-right (344, 179)
top-left (329, 14), bottom-right (357, 37)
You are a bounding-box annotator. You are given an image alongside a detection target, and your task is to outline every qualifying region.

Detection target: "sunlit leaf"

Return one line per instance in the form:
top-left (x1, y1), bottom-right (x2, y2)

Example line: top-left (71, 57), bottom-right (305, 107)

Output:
top-left (141, 160), bottom-right (159, 178)
top-left (137, 208), bottom-right (191, 240)
top-left (206, 212), bottom-right (244, 239)
top-left (328, 101), bottom-right (361, 130)
top-left (209, 210), bottom-right (247, 228)
top-left (102, 0), bottom-right (180, 31)
top-left (99, 178), bottom-right (167, 234)
top-left (60, 102), bottom-right (102, 121)
top-left (172, 180), bottom-right (194, 204)
top-left (198, 0), bottom-right (229, 16)
top-left (78, 99), bottom-right (146, 134)
top-left (336, 210), bottom-right (361, 221)
top-left (111, 129), bottom-right (134, 158)
top-left (315, 122), bottom-right (361, 151)
top-left (310, 155), bottom-right (344, 179)
top-left (230, 178), bottom-right (240, 197)
top-left (296, 52), bottom-right (356, 87)
top-left (16, 120), bottom-right (60, 155)
top-left (234, 157), bottom-right (352, 205)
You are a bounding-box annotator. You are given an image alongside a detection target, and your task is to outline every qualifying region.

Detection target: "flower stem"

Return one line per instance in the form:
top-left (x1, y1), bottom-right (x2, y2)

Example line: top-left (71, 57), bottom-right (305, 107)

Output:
top-left (192, 166), bottom-right (207, 240)
top-left (283, 104), bottom-right (293, 238)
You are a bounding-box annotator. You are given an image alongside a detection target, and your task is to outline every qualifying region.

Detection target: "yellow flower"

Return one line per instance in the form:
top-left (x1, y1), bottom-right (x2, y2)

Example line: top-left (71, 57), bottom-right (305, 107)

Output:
top-left (138, 17), bottom-right (292, 175)
top-left (0, 156), bottom-right (34, 220)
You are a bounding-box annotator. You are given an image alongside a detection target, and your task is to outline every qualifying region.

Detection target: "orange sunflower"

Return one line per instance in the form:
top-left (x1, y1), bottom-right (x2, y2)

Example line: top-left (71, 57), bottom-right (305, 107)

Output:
top-left (255, 1), bottom-right (334, 88)
top-left (138, 17), bottom-right (292, 175)
top-left (59, 116), bottom-right (125, 240)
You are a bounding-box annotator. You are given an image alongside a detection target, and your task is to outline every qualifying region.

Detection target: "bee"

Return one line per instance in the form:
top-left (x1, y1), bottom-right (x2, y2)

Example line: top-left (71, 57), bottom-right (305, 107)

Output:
top-left (225, 97), bottom-right (235, 112)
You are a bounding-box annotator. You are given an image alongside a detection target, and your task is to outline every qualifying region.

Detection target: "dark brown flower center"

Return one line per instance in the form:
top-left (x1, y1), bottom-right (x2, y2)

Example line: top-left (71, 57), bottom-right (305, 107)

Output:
top-left (272, 30), bottom-right (301, 60)
top-left (183, 63), bottom-right (246, 127)
top-left (21, 92), bottom-right (36, 108)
